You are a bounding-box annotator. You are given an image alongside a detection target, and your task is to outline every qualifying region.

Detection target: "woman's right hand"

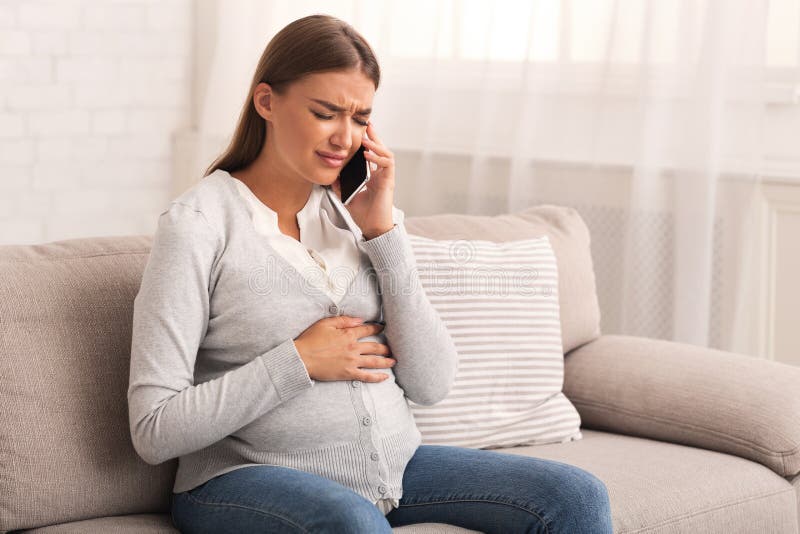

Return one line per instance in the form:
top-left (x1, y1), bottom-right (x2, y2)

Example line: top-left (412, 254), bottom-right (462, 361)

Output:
top-left (293, 316), bottom-right (395, 383)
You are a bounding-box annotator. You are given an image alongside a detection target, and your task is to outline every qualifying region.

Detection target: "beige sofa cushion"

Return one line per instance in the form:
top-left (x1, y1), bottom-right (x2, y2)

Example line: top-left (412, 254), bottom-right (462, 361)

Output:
top-left (0, 236), bottom-right (176, 532)
top-left (403, 204), bottom-right (601, 354)
top-left (15, 513), bottom-right (179, 533)
top-left (563, 335), bottom-right (800, 478)
top-left (504, 429), bottom-right (797, 533)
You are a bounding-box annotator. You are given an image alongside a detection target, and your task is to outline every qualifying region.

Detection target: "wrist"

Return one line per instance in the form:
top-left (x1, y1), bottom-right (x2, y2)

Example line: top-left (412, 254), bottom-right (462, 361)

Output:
top-left (293, 338), bottom-right (311, 371)
top-left (363, 224), bottom-right (396, 241)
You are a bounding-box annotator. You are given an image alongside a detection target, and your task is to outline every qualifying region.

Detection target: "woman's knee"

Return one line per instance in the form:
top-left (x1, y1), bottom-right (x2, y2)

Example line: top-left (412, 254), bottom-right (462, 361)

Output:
top-left (564, 467), bottom-right (610, 500)
top-left (316, 498), bottom-right (393, 534)
top-left (549, 466), bottom-right (614, 533)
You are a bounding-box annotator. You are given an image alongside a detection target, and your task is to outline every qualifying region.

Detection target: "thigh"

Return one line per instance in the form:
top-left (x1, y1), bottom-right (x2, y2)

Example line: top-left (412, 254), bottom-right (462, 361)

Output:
top-left (170, 464), bottom-right (393, 534)
top-left (386, 445), bottom-right (613, 534)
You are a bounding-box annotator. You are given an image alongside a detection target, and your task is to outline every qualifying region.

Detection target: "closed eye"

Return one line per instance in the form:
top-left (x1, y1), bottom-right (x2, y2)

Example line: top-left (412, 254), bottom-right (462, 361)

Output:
top-left (311, 110), bottom-right (369, 127)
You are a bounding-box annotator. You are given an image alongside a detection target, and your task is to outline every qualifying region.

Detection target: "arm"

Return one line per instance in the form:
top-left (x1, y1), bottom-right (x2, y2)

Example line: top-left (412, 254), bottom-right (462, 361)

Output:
top-left (563, 334), bottom-right (800, 477)
top-left (128, 203), bottom-right (313, 465)
top-left (360, 210), bottom-right (458, 406)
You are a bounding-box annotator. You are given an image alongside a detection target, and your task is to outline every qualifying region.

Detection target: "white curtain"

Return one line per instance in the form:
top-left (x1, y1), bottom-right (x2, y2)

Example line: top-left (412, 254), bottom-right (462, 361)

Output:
top-left (187, 0), bottom-right (799, 357)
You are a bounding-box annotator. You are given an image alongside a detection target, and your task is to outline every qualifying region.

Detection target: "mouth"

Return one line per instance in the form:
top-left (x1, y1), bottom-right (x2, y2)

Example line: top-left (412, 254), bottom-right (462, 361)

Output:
top-left (316, 151), bottom-right (346, 167)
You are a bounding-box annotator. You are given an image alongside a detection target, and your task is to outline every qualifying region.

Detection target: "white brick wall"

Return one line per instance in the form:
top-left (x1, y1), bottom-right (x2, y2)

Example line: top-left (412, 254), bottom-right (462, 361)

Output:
top-left (0, 0), bottom-right (192, 245)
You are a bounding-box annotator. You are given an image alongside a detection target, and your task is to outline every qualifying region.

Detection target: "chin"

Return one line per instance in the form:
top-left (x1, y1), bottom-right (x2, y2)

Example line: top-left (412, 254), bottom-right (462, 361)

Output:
top-left (308, 174), bottom-right (338, 188)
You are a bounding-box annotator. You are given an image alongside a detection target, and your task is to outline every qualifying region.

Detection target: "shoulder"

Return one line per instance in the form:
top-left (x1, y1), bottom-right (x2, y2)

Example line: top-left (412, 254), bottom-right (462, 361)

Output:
top-left (163, 169), bottom-right (235, 235)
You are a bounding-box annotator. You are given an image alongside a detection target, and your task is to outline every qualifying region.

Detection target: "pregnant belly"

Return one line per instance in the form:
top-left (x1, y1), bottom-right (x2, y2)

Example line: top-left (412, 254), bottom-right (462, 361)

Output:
top-left (231, 366), bottom-right (412, 452)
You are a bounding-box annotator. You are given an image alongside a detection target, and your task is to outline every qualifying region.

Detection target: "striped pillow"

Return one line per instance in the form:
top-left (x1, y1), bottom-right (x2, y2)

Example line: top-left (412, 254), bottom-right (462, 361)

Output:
top-left (406, 233), bottom-right (583, 449)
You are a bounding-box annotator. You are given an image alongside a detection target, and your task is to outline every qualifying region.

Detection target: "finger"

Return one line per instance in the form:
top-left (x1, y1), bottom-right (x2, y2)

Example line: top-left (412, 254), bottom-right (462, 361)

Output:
top-left (360, 354), bottom-right (394, 368)
top-left (357, 323), bottom-right (385, 337)
top-left (366, 122), bottom-right (382, 146)
top-left (373, 355), bottom-right (396, 368)
top-left (365, 371), bottom-right (391, 382)
top-left (364, 151), bottom-right (392, 167)
top-left (337, 316), bottom-right (363, 328)
top-left (363, 138), bottom-right (392, 160)
top-left (363, 342), bottom-right (390, 355)
top-left (364, 373), bottom-right (390, 382)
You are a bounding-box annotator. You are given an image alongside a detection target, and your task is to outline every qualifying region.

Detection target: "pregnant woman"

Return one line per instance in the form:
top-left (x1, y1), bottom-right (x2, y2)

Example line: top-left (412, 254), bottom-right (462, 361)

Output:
top-left (127, 13), bottom-right (614, 534)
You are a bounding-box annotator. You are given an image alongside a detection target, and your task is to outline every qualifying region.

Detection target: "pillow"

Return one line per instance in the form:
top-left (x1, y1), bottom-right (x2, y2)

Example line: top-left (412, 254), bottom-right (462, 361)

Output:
top-left (406, 233), bottom-right (583, 449)
top-left (403, 205), bottom-right (601, 354)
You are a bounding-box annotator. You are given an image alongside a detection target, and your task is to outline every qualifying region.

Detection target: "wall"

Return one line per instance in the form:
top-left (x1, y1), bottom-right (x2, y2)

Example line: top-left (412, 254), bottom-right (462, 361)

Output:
top-left (0, 0), bottom-right (192, 245)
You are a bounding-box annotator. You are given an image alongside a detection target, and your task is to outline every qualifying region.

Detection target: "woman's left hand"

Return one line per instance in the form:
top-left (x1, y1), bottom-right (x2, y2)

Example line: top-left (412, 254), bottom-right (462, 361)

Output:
top-left (332, 122), bottom-right (395, 240)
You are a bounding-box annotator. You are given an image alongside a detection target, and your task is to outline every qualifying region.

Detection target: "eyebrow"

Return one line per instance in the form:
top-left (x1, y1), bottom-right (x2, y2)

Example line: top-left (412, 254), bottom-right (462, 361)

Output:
top-left (308, 98), bottom-right (371, 116)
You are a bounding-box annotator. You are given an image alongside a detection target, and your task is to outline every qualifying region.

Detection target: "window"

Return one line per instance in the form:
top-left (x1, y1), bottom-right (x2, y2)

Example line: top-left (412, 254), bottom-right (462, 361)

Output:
top-left (363, 0), bottom-right (799, 103)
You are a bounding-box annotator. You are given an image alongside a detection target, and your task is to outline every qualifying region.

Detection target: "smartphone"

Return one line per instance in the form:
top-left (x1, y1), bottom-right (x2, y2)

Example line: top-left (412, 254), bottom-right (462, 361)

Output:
top-left (339, 144), bottom-right (371, 205)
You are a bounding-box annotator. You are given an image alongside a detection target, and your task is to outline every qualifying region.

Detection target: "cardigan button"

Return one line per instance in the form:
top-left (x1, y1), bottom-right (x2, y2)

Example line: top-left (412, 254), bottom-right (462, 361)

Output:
top-left (370, 452), bottom-right (379, 461)
top-left (362, 416), bottom-right (371, 426)
top-left (351, 380), bottom-right (361, 388)
top-left (328, 304), bottom-right (339, 315)
top-left (378, 485), bottom-right (387, 494)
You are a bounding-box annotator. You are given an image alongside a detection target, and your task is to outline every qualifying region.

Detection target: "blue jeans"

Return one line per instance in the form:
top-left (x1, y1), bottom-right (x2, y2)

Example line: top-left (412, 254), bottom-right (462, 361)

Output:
top-left (170, 444), bottom-right (614, 533)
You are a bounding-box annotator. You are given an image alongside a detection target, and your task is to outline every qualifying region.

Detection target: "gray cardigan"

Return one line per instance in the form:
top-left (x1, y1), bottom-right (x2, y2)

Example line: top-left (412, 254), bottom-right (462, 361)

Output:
top-left (127, 169), bottom-right (458, 503)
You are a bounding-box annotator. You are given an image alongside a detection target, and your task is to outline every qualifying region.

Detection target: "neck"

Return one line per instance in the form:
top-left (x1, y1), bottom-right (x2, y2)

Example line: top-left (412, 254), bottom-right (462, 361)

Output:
top-left (232, 141), bottom-right (314, 218)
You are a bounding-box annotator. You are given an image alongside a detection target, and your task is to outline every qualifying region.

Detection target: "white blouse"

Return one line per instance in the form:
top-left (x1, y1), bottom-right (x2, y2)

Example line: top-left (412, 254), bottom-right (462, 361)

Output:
top-left (232, 177), bottom-right (362, 305)
top-left (231, 176), bottom-right (403, 514)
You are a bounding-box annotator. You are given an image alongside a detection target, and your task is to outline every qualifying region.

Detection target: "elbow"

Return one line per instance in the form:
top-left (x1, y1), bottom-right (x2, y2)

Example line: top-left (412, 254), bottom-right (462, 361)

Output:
top-left (414, 378), bottom-right (454, 406)
top-left (402, 374), bottom-right (452, 407)
top-left (414, 388), bottom-right (449, 407)
top-left (412, 350), bottom-right (459, 407)
top-left (137, 448), bottom-right (163, 467)
top-left (433, 367), bottom-right (458, 405)
top-left (438, 338), bottom-right (459, 402)
top-left (128, 410), bottom-right (171, 466)
top-left (130, 433), bottom-right (165, 466)
top-left (131, 427), bottom-right (169, 465)
top-left (128, 384), bottom-right (182, 466)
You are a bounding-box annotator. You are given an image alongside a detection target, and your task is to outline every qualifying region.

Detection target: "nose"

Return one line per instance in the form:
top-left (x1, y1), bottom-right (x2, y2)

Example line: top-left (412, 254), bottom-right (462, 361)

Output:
top-left (330, 118), bottom-right (354, 152)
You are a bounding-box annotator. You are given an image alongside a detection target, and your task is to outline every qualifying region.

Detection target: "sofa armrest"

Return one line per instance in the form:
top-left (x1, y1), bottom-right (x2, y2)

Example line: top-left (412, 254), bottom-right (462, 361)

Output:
top-left (563, 334), bottom-right (800, 477)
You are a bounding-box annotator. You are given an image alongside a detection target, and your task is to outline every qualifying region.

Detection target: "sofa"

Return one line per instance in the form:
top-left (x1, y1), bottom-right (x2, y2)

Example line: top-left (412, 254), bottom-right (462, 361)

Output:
top-left (2, 203), bottom-right (800, 534)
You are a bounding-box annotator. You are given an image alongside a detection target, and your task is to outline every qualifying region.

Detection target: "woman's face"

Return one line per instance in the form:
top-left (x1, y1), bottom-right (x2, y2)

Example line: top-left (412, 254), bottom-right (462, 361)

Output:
top-left (258, 68), bottom-right (375, 186)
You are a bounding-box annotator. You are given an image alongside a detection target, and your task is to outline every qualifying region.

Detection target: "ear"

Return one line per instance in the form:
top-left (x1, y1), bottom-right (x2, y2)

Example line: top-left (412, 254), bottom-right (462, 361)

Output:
top-left (253, 82), bottom-right (273, 121)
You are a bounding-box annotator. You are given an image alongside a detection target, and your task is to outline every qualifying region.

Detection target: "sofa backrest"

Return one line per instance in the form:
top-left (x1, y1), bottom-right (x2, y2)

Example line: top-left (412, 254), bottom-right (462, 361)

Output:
top-left (404, 204), bottom-right (601, 353)
top-left (0, 235), bottom-right (175, 532)
top-left (0, 203), bottom-right (600, 531)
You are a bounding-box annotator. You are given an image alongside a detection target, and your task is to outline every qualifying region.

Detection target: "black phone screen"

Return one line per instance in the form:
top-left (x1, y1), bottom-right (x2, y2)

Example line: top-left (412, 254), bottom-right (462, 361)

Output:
top-left (339, 144), bottom-right (370, 204)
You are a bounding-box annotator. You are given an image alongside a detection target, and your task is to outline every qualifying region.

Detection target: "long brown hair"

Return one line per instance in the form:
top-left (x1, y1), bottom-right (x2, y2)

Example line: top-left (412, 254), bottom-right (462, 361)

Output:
top-left (203, 14), bottom-right (381, 178)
